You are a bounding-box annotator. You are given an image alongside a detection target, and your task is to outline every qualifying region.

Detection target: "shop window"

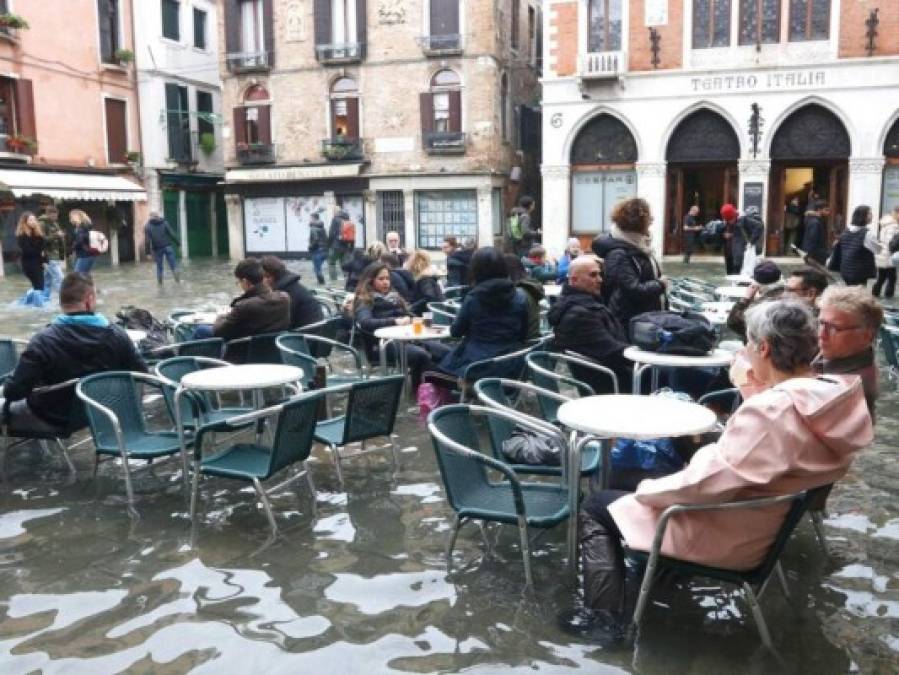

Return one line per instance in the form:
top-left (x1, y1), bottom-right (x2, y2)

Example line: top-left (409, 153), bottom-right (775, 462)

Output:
top-left (193, 7), bottom-right (207, 49)
top-left (572, 171), bottom-right (637, 235)
top-left (104, 98), bottom-right (127, 164)
top-left (738, 0), bottom-right (779, 46)
top-left (98, 0), bottom-right (121, 63)
top-left (416, 190), bottom-right (477, 249)
top-left (693, 0), bottom-right (731, 49)
top-left (161, 0), bottom-right (180, 41)
top-left (788, 0), bottom-right (829, 42)
top-left (587, 0), bottom-right (622, 52)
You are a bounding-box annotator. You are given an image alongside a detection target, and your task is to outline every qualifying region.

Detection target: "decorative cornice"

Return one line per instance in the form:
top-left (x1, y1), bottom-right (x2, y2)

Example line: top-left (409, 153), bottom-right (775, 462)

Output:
top-left (541, 164), bottom-right (571, 180)
top-left (635, 162), bottom-right (666, 177)
top-left (738, 159), bottom-right (771, 176)
top-left (848, 157), bottom-right (886, 174)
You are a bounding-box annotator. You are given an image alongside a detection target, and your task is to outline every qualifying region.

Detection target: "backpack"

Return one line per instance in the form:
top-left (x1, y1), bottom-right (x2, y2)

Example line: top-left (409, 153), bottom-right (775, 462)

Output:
top-left (629, 310), bottom-right (717, 357)
top-left (508, 212), bottom-right (522, 241)
top-left (340, 220), bottom-right (356, 243)
top-left (889, 231), bottom-right (899, 255)
top-left (115, 306), bottom-right (169, 352)
top-left (88, 230), bottom-right (109, 256)
top-left (699, 219), bottom-right (723, 246)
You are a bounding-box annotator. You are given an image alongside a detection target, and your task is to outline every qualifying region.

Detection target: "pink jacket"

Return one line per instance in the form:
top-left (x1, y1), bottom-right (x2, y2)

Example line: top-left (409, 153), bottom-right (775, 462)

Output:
top-left (608, 376), bottom-right (873, 570)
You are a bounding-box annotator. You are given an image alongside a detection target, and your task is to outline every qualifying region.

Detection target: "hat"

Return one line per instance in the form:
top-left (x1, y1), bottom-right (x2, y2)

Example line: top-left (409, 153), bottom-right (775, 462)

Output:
top-left (720, 204), bottom-right (738, 221)
top-left (753, 260), bottom-right (781, 285)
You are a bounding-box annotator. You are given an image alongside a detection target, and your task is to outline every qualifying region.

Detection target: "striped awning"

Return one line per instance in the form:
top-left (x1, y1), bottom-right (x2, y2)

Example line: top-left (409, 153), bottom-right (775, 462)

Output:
top-left (0, 168), bottom-right (147, 202)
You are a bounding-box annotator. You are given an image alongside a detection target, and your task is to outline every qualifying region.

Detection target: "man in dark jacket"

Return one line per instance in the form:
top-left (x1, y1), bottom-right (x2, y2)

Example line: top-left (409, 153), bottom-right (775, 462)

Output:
top-left (307, 212), bottom-right (329, 285)
top-left (547, 256), bottom-right (632, 394)
top-left (143, 211), bottom-right (180, 285)
top-left (328, 209), bottom-right (351, 281)
top-left (591, 233), bottom-right (665, 328)
top-left (444, 237), bottom-right (473, 287)
top-left (211, 259), bottom-right (290, 341)
top-left (260, 256), bottom-right (323, 329)
top-left (720, 203), bottom-right (763, 274)
top-left (801, 200), bottom-right (829, 264)
top-left (0, 272), bottom-right (147, 433)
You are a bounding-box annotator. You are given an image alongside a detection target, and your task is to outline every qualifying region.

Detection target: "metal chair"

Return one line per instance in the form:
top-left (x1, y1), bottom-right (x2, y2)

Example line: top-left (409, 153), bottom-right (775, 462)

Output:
top-left (428, 404), bottom-right (571, 587)
top-left (298, 316), bottom-right (351, 355)
top-left (190, 392), bottom-right (322, 537)
top-left (442, 285), bottom-right (467, 301)
top-left (458, 339), bottom-right (550, 401)
top-left (276, 333), bottom-right (366, 388)
top-left (143, 337), bottom-right (225, 362)
top-left (879, 325), bottom-right (899, 382)
top-left (76, 371), bottom-right (188, 514)
top-left (0, 338), bottom-right (27, 383)
top-left (626, 485), bottom-right (829, 649)
top-left (526, 351), bottom-right (619, 422)
top-left (313, 375), bottom-right (405, 484)
top-left (224, 331), bottom-right (287, 364)
top-left (426, 301), bottom-right (458, 327)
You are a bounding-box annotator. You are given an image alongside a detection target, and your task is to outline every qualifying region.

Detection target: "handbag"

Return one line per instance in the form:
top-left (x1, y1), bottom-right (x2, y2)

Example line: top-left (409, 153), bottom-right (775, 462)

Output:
top-left (629, 310), bottom-right (717, 357)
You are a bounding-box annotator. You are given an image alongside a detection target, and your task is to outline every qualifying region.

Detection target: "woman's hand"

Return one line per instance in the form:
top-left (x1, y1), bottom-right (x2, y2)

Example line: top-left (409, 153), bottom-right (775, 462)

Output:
top-left (395, 316), bottom-right (411, 326)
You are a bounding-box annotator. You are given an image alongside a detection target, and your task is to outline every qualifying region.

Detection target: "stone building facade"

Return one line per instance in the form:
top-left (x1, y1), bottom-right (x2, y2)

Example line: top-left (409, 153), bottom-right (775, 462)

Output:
top-left (542, 0), bottom-right (899, 259)
top-left (219, 0), bottom-right (541, 260)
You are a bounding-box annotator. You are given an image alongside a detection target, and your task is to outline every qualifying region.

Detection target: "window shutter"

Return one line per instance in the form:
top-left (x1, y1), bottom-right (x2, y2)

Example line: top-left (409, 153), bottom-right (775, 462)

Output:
top-left (262, 0), bottom-right (275, 66)
top-left (419, 93), bottom-right (434, 134)
top-left (356, 0), bottom-right (367, 58)
top-left (314, 0), bottom-right (331, 47)
top-left (14, 78), bottom-right (36, 140)
top-left (98, 0), bottom-right (112, 62)
top-left (105, 98), bottom-right (127, 163)
top-left (224, 0), bottom-right (240, 56)
top-left (257, 105), bottom-right (272, 144)
top-left (345, 98), bottom-right (359, 139)
top-left (233, 107), bottom-right (247, 145)
top-left (448, 90), bottom-right (461, 132)
top-left (430, 0), bottom-right (459, 36)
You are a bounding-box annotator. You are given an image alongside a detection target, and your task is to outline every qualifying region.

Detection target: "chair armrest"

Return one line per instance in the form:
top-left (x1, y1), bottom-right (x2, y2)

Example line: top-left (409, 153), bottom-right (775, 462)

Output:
top-left (31, 377), bottom-right (80, 395)
top-left (222, 392), bottom-right (314, 426)
top-left (560, 351), bottom-right (620, 394)
top-left (301, 335), bottom-right (364, 372)
top-left (476, 378), bottom-right (572, 433)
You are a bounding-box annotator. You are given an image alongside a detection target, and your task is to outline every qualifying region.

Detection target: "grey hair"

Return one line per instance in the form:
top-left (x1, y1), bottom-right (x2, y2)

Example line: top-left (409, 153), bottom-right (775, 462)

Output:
top-left (744, 299), bottom-right (818, 373)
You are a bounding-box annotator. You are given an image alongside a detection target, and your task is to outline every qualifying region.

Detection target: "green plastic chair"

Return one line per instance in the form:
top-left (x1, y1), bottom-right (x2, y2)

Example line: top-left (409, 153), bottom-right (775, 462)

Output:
top-left (626, 485), bottom-right (830, 649)
top-left (277, 333), bottom-right (366, 387)
top-left (428, 404), bottom-right (571, 587)
top-left (0, 338), bottom-right (26, 383)
top-left (76, 371), bottom-right (188, 513)
top-left (313, 375), bottom-right (404, 485)
top-left (224, 331), bottom-right (287, 364)
top-left (879, 326), bottom-right (899, 380)
top-left (190, 392), bottom-right (323, 536)
top-left (526, 351), bottom-right (619, 422)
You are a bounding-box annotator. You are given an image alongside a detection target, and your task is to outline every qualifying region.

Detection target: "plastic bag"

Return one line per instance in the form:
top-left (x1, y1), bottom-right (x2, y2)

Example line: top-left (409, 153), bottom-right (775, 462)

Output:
top-left (611, 437), bottom-right (683, 472)
top-left (740, 243), bottom-right (758, 278)
top-left (417, 382), bottom-right (451, 420)
top-left (501, 428), bottom-right (562, 465)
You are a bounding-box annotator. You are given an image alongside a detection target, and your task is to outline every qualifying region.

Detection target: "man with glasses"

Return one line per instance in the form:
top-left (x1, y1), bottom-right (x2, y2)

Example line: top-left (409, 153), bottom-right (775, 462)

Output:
top-left (547, 255), bottom-right (631, 393)
top-left (814, 285), bottom-right (882, 417)
top-left (784, 267), bottom-right (829, 309)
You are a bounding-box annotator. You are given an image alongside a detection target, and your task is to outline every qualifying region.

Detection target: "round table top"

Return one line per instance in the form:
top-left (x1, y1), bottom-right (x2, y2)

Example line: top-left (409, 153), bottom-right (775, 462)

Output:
top-left (180, 364), bottom-right (303, 391)
top-left (126, 329), bottom-right (146, 343)
top-left (374, 324), bottom-right (452, 341)
top-left (543, 284), bottom-right (562, 297)
top-left (557, 394), bottom-right (718, 440)
top-left (623, 345), bottom-right (735, 368)
top-left (724, 274), bottom-right (753, 284)
top-left (716, 286), bottom-right (750, 300)
top-left (701, 301), bottom-right (734, 326)
top-left (178, 312), bottom-right (221, 325)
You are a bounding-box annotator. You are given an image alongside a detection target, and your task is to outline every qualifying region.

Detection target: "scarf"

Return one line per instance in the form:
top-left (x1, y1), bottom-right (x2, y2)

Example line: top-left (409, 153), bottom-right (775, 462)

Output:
top-left (53, 312), bottom-right (110, 328)
top-left (610, 224), bottom-right (662, 278)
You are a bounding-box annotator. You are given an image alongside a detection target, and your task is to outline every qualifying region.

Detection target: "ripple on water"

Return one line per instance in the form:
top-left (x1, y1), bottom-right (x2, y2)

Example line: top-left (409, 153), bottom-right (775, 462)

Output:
top-left (324, 571), bottom-right (456, 615)
top-left (0, 508), bottom-right (65, 539)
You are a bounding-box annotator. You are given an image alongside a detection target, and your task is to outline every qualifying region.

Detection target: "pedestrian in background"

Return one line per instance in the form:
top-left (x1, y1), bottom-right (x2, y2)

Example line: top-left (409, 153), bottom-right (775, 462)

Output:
top-left (872, 206), bottom-right (899, 298)
top-left (39, 205), bottom-right (66, 293)
top-left (16, 211), bottom-right (46, 292)
top-left (71, 210), bottom-right (96, 275)
top-left (308, 211), bottom-right (328, 285)
top-left (828, 205), bottom-right (877, 287)
top-left (328, 209), bottom-right (352, 281)
top-left (682, 205), bottom-right (702, 264)
top-left (801, 199), bottom-right (829, 265)
top-left (143, 211), bottom-right (181, 285)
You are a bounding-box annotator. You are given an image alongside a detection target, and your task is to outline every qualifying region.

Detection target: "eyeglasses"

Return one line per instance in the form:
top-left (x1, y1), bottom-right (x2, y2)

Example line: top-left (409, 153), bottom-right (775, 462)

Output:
top-left (818, 320), bottom-right (863, 334)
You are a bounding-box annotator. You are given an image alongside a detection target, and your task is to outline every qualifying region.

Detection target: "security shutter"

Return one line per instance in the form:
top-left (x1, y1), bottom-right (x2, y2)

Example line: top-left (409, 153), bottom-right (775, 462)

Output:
top-left (345, 98), bottom-right (359, 139)
top-left (257, 105), bottom-right (272, 144)
top-left (104, 98), bottom-right (127, 163)
top-left (262, 0), bottom-right (274, 65)
top-left (224, 0), bottom-right (241, 56)
top-left (13, 79), bottom-right (36, 140)
top-left (419, 93), bottom-right (434, 134)
top-left (356, 0), bottom-right (367, 58)
top-left (232, 107), bottom-right (247, 145)
top-left (314, 0), bottom-right (332, 48)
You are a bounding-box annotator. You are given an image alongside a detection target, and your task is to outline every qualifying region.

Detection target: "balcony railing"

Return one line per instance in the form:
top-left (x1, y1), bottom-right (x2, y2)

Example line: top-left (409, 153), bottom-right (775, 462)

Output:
top-left (226, 50), bottom-right (271, 73)
top-left (0, 25), bottom-right (19, 43)
top-left (321, 137), bottom-right (363, 161)
top-left (0, 133), bottom-right (34, 161)
top-left (423, 131), bottom-right (466, 155)
top-left (237, 142), bottom-right (276, 165)
top-left (579, 50), bottom-right (624, 79)
top-left (315, 42), bottom-right (364, 64)
top-left (417, 34), bottom-right (462, 55)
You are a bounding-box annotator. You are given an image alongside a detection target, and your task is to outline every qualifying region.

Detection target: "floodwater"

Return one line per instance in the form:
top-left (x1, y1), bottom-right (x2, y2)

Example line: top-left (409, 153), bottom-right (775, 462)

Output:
top-left (0, 258), bottom-right (897, 674)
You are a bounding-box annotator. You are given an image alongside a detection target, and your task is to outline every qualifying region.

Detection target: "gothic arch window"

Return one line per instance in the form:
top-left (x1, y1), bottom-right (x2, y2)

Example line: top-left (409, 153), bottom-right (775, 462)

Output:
top-left (244, 84), bottom-right (270, 102)
top-left (329, 76), bottom-right (359, 139)
top-left (770, 104), bottom-right (849, 161)
top-left (235, 84), bottom-right (271, 148)
top-left (424, 69), bottom-right (461, 134)
top-left (570, 114), bottom-right (637, 164)
top-left (666, 109), bottom-right (740, 162)
top-left (883, 117), bottom-right (899, 158)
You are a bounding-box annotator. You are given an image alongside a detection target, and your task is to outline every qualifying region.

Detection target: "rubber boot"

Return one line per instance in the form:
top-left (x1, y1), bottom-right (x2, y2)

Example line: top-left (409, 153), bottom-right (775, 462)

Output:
top-left (580, 511), bottom-right (625, 613)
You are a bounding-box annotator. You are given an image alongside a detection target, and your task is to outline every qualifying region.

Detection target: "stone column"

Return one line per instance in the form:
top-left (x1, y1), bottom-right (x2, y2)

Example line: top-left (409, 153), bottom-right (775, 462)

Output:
top-left (737, 159), bottom-right (771, 253)
top-left (402, 188), bottom-right (415, 248)
top-left (848, 157), bottom-right (887, 221)
top-left (109, 226), bottom-right (119, 267)
top-left (178, 189), bottom-right (189, 260)
top-left (225, 194), bottom-right (244, 260)
top-left (476, 185), bottom-right (493, 247)
top-left (635, 161), bottom-right (667, 260)
top-left (540, 164), bottom-right (571, 256)
top-left (363, 189), bottom-right (377, 248)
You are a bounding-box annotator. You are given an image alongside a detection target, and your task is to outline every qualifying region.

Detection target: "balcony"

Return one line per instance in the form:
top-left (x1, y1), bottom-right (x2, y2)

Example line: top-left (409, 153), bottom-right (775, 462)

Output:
top-left (237, 142), bottom-right (276, 165)
top-left (417, 34), bottom-right (462, 56)
top-left (578, 50), bottom-right (625, 80)
top-left (167, 127), bottom-right (194, 165)
top-left (0, 25), bottom-right (19, 45)
top-left (315, 42), bottom-right (364, 65)
top-left (423, 131), bottom-right (466, 155)
top-left (0, 134), bottom-right (33, 163)
top-left (226, 50), bottom-right (271, 73)
top-left (321, 137), bottom-right (363, 162)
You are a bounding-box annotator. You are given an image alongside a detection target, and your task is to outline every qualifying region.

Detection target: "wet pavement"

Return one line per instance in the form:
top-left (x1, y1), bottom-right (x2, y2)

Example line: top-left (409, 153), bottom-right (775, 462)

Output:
top-left (0, 258), bottom-right (897, 673)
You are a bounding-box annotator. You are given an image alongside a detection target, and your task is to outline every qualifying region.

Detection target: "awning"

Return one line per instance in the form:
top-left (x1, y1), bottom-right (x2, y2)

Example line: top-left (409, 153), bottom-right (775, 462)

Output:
top-left (0, 168), bottom-right (147, 202)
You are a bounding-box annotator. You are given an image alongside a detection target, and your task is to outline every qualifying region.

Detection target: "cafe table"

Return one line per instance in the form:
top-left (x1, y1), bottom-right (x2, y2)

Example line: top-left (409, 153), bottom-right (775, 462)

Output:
top-left (557, 394), bottom-right (718, 579)
top-left (701, 300), bottom-right (735, 326)
top-left (624, 346), bottom-right (735, 393)
top-left (373, 324), bottom-right (453, 399)
top-left (715, 285), bottom-right (750, 300)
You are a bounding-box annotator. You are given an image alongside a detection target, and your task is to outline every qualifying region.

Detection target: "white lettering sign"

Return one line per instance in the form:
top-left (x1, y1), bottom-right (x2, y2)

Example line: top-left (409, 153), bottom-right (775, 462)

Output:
top-left (227, 163), bottom-right (363, 183)
top-left (690, 70), bottom-right (826, 92)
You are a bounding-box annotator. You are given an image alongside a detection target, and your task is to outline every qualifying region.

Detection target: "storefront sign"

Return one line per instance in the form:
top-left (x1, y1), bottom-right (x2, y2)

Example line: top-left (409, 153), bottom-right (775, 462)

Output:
top-left (690, 70), bottom-right (826, 93)
top-left (743, 182), bottom-right (764, 215)
top-left (227, 163), bottom-right (363, 183)
top-left (244, 197), bottom-right (287, 253)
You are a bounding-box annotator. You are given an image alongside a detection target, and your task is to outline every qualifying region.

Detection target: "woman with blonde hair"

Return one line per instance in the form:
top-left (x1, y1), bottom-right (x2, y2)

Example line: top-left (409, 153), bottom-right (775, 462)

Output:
top-left (70, 209), bottom-right (96, 274)
top-left (16, 211), bottom-right (46, 291)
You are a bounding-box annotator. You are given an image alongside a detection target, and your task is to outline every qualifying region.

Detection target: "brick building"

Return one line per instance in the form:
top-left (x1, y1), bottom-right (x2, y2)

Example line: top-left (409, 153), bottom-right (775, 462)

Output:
top-left (218, 0), bottom-right (541, 260)
top-left (542, 0), bottom-right (899, 258)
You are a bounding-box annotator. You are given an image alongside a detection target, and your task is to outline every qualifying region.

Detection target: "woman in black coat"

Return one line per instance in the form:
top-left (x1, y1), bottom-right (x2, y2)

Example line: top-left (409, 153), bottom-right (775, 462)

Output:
top-left (591, 198), bottom-right (666, 328)
top-left (828, 205), bottom-right (877, 286)
top-left (16, 211), bottom-right (46, 291)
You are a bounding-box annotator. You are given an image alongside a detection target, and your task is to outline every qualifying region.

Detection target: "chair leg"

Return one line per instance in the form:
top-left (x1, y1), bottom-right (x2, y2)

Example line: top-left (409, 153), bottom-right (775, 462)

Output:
top-left (302, 460), bottom-right (316, 495)
top-left (809, 510), bottom-right (828, 556)
top-left (743, 581), bottom-right (774, 650)
top-left (120, 456), bottom-right (138, 519)
top-left (54, 439), bottom-right (76, 477)
top-left (517, 515), bottom-right (533, 587)
top-left (446, 514), bottom-right (465, 569)
top-left (189, 462), bottom-right (202, 527)
top-left (775, 561), bottom-right (791, 601)
top-left (253, 477), bottom-right (278, 537)
top-left (389, 437), bottom-right (400, 468)
top-left (328, 443), bottom-right (344, 486)
top-left (630, 557), bottom-right (659, 635)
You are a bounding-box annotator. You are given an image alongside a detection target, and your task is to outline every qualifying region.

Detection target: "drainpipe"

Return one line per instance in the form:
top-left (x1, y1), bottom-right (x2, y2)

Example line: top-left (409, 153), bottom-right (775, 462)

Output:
top-left (129, 0), bottom-right (147, 264)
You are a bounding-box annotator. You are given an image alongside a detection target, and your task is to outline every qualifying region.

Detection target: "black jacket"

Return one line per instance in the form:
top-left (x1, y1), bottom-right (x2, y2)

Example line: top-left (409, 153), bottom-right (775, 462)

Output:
top-left (354, 293), bottom-right (410, 355)
top-left (592, 234), bottom-right (665, 327)
top-left (3, 316), bottom-right (147, 427)
top-left (446, 248), bottom-right (473, 287)
top-left (144, 217), bottom-right (179, 253)
top-left (828, 227), bottom-right (876, 283)
top-left (731, 214), bottom-right (764, 270)
top-left (213, 284), bottom-right (291, 341)
top-left (342, 251), bottom-right (374, 292)
top-left (272, 272), bottom-right (323, 328)
top-left (547, 286), bottom-right (631, 394)
top-left (392, 269), bottom-right (444, 314)
top-left (73, 225), bottom-right (91, 259)
top-left (390, 269), bottom-right (416, 303)
top-left (17, 234), bottom-right (45, 264)
top-left (308, 221), bottom-right (328, 252)
top-left (801, 213), bottom-right (828, 264)
top-left (516, 278), bottom-right (545, 340)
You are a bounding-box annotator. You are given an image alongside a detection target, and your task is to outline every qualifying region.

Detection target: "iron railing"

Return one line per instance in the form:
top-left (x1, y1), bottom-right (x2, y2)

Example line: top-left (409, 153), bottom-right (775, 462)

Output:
top-left (321, 137), bottom-right (363, 161)
top-left (423, 131), bottom-right (466, 154)
top-left (236, 142), bottom-right (276, 165)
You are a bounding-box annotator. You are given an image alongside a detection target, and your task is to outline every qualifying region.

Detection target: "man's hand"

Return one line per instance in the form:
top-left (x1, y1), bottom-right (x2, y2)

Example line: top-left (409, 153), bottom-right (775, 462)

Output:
top-left (744, 282), bottom-right (760, 300)
top-left (395, 317), bottom-right (411, 326)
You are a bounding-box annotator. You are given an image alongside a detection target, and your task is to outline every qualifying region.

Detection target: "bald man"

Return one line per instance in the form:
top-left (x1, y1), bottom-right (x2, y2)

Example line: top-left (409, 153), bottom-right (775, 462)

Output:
top-left (546, 256), bottom-right (632, 393)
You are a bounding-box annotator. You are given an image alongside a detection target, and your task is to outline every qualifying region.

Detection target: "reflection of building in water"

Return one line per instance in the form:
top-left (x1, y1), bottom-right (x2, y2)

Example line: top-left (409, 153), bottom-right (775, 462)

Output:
top-left (542, 0), bottom-right (899, 258)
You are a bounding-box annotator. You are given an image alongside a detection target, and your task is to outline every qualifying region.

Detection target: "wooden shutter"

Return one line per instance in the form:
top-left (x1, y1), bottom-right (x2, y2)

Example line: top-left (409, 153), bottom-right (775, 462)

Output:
top-left (224, 0), bottom-right (240, 56)
top-left (356, 0), bottom-right (367, 58)
top-left (257, 105), bottom-right (272, 144)
top-left (430, 0), bottom-right (459, 36)
top-left (314, 0), bottom-right (331, 47)
top-left (448, 90), bottom-right (461, 132)
top-left (13, 78), bottom-right (36, 140)
top-left (98, 0), bottom-right (112, 62)
top-left (419, 93), bottom-right (434, 134)
top-left (105, 98), bottom-right (127, 163)
top-left (233, 107), bottom-right (247, 145)
top-left (262, 0), bottom-right (274, 66)
top-left (345, 97), bottom-right (359, 139)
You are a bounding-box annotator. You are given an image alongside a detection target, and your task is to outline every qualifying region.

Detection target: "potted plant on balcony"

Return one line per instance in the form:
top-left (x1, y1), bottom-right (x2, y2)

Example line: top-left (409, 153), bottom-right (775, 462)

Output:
top-left (323, 141), bottom-right (350, 161)
top-left (7, 135), bottom-right (37, 154)
top-left (114, 49), bottom-right (134, 66)
top-left (0, 14), bottom-right (29, 30)
top-left (199, 132), bottom-right (216, 156)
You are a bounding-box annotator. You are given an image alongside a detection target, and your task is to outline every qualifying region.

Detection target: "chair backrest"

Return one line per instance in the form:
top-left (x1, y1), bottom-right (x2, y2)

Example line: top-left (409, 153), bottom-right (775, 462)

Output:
top-left (276, 334), bottom-right (316, 385)
top-left (298, 317), bottom-right (343, 357)
top-left (0, 339), bottom-right (20, 377)
top-left (27, 378), bottom-right (89, 437)
top-left (526, 351), bottom-right (597, 421)
top-left (473, 378), bottom-right (519, 459)
top-left (267, 393), bottom-right (323, 475)
top-left (428, 405), bottom-right (496, 514)
top-left (177, 338), bottom-right (224, 360)
top-left (426, 301), bottom-right (458, 326)
top-left (880, 326), bottom-right (899, 369)
top-left (224, 332), bottom-right (286, 364)
top-left (341, 375), bottom-right (404, 444)
top-left (156, 356), bottom-right (225, 425)
top-left (77, 372), bottom-right (146, 447)
top-left (172, 322), bottom-right (196, 344)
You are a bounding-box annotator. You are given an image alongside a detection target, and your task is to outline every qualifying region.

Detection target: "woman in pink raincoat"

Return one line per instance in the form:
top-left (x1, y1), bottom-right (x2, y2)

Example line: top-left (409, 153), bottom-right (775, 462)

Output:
top-left (576, 299), bottom-right (874, 632)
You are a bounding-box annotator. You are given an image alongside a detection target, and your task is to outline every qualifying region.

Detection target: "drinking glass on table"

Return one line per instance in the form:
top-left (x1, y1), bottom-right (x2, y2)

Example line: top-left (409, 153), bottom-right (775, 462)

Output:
top-left (422, 312), bottom-right (434, 329)
top-left (412, 317), bottom-right (423, 335)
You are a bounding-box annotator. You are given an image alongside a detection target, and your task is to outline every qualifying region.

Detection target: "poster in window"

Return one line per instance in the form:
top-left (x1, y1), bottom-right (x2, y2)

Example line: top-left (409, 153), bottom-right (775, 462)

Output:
top-left (339, 195), bottom-right (365, 248)
top-left (882, 167), bottom-right (899, 220)
top-left (244, 197), bottom-right (287, 252)
top-left (286, 195), bottom-right (327, 253)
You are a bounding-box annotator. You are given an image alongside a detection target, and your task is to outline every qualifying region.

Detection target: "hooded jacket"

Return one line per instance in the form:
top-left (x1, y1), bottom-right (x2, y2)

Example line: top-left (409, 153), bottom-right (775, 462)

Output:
top-left (271, 272), bottom-right (323, 329)
top-left (515, 277), bottom-right (545, 341)
top-left (801, 212), bottom-right (828, 264)
top-left (592, 234), bottom-right (664, 327)
top-left (144, 216), bottom-right (179, 253)
top-left (213, 284), bottom-right (290, 341)
top-left (438, 278), bottom-right (529, 377)
top-left (608, 375), bottom-right (873, 570)
top-left (446, 248), bottom-right (473, 287)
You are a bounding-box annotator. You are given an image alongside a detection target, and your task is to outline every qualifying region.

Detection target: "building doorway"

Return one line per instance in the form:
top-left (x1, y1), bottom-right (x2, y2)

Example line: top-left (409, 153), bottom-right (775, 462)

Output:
top-left (664, 110), bottom-right (740, 255)
top-left (767, 104), bottom-right (850, 256)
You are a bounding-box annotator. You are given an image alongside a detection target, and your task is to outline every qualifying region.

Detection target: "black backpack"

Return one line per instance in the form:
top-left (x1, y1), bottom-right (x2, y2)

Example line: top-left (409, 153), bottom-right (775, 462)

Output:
top-left (629, 310), bottom-right (717, 357)
top-left (889, 231), bottom-right (899, 255)
top-left (115, 306), bottom-right (169, 352)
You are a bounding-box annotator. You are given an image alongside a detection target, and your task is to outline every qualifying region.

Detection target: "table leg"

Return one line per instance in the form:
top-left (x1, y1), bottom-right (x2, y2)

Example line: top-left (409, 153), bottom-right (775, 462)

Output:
top-left (379, 339), bottom-right (389, 377)
top-left (253, 389), bottom-right (265, 445)
top-left (399, 343), bottom-right (410, 402)
top-left (632, 362), bottom-right (639, 394)
top-left (174, 387), bottom-right (190, 493)
top-left (651, 366), bottom-right (660, 393)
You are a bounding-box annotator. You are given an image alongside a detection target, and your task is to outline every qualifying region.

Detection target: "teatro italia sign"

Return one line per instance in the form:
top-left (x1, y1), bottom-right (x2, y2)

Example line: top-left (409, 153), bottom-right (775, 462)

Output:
top-left (688, 69), bottom-right (826, 93)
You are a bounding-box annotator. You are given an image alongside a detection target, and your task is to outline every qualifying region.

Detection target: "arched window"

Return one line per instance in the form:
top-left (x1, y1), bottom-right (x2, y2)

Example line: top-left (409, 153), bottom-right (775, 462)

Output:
top-left (770, 104), bottom-right (849, 161)
top-left (329, 77), bottom-right (359, 139)
top-left (233, 84), bottom-right (272, 160)
top-left (425, 69), bottom-right (461, 135)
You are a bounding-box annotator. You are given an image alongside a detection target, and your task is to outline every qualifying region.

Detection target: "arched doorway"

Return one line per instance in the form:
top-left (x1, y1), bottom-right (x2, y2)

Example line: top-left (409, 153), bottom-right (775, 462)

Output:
top-left (768, 104), bottom-right (850, 256)
top-left (569, 113), bottom-right (637, 250)
top-left (882, 117), bottom-right (899, 219)
top-left (665, 110), bottom-right (740, 255)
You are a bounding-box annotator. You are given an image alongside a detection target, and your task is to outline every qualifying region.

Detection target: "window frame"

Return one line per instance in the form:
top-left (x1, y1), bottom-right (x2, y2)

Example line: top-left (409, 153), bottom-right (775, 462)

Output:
top-left (193, 6), bottom-right (207, 50)
top-left (165, 82), bottom-right (191, 162)
top-left (429, 69), bottom-right (462, 134)
top-left (196, 90), bottom-right (214, 139)
top-left (98, 0), bottom-right (122, 64)
top-left (692, 0), bottom-right (731, 49)
top-left (788, 0), bottom-right (830, 42)
top-left (738, 0), bottom-right (780, 46)
top-left (415, 189), bottom-right (478, 250)
top-left (161, 0), bottom-right (181, 42)
top-left (103, 96), bottom-right (128, 165)
top-left (586, 0), bottom-right (623, 53)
